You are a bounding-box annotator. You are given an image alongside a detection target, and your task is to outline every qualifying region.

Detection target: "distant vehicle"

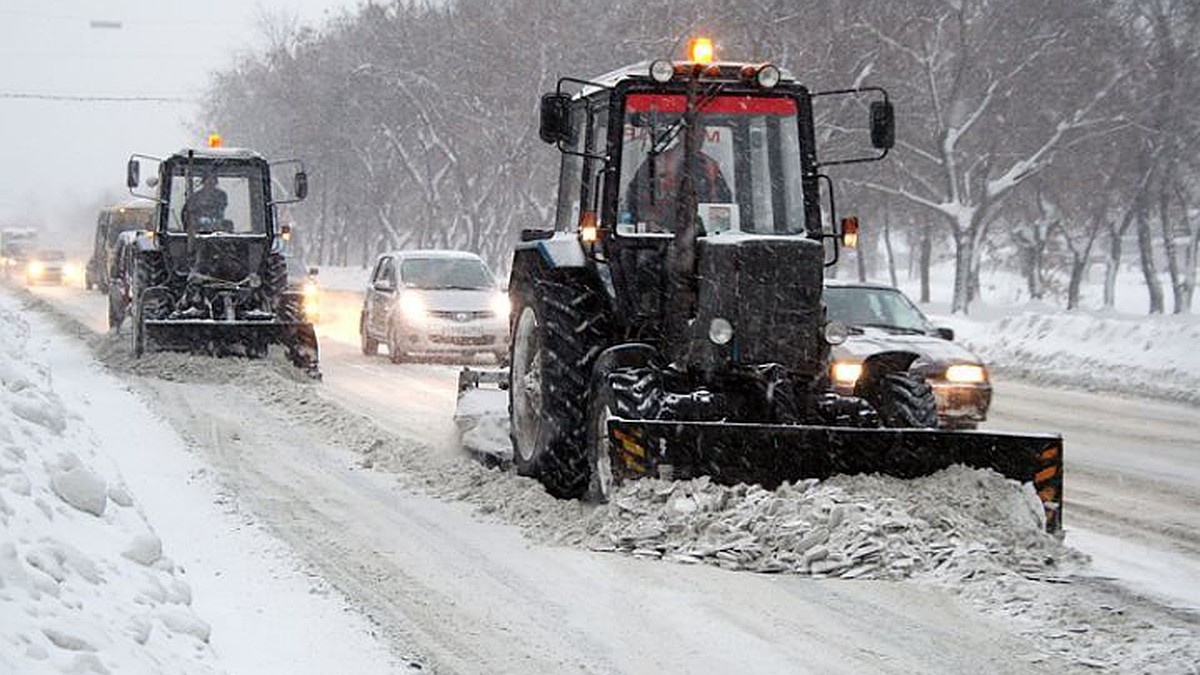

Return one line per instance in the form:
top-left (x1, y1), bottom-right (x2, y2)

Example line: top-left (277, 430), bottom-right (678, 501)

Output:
top-left (87, 201), bottom-right (156, 292)
top-left (359, 250), bottom-right (510, 364)
top-left (1, 228), bottom-right (38, 278)
top-left (824, 281), bottom-right (992, 429)
top-left (25, 249), bottom-right (67, 286)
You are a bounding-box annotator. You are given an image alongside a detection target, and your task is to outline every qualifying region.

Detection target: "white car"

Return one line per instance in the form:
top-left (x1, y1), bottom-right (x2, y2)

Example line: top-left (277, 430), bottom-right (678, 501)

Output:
top-left (359, 250), bottom-right (510, 363)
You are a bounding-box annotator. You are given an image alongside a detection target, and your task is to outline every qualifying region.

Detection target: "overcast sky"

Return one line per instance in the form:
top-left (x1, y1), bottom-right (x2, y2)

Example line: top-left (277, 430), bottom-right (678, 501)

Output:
top-left (0, 0), bottom-right (356, 252)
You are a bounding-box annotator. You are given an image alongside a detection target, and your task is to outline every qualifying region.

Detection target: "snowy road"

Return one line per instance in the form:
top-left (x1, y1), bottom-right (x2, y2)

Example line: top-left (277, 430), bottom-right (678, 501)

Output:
top-left (14, 283), bottom-right (1200, 673)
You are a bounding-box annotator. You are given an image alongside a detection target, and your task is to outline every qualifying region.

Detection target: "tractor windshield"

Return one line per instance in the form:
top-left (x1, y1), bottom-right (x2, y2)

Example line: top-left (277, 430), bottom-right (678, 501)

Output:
top-left (618, 93), bottom-right (806, 236)
top-left (166, 164), bottom-right (266, 235)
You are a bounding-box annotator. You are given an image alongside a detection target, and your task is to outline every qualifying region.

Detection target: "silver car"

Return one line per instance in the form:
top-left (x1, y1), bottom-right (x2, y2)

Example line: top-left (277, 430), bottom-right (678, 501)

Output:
top-left (359, 250), bottom-right (510, 363)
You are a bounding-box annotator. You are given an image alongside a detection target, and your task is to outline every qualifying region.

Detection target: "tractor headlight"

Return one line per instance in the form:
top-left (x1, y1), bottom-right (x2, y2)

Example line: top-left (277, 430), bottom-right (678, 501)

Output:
top-left (945, 364), bottom-right (987, 384)
top-left (491, 292), bottom-right (511, 319)
top-left (823, 320), bottom-right (849, 345)
top-left (708, 317), bottom-right (734, 345)
top-left (831, 361), bottom-right (863, 385)
top-left (755, 64), bottom-right (781, 89)
top-left (399, 292), bottom-right (426, 323)
top-left (649, 59), bottom-right (675, 83)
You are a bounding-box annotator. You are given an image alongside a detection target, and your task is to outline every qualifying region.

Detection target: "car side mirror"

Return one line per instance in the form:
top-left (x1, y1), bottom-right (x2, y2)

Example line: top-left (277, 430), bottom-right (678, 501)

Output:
top-left (374, 278), bottom-right (394, 292)
top-left (934, 326), bottom-right (954, 341)
top-left (539, 93), bottom-right (571, 145)
top-left (294, 171), bottom-right (308, 200)
top-left (870, 100), bottom-right (895, 150)
top-left (126, 159), bottom-right (140, 189)
top-left (308, 267), bottom-right (318, 277)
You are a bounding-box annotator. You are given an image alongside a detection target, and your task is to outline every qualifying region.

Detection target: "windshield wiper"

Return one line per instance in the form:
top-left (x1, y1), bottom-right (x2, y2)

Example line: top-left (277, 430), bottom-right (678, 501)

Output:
top-left (857, 322), bottom-right (927, 335)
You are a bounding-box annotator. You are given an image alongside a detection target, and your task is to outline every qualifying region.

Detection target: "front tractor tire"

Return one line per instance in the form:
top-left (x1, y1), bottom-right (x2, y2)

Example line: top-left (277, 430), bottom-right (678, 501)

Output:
top-left (510, 276), bottom-right (608, 499)
top-left (874, 372), bottom-right (939, 428)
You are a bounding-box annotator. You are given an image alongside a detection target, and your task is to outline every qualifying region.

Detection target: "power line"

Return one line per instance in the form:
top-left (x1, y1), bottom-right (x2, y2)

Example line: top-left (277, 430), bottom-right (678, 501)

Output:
top-left (0, 92), bottom-right (195, 103)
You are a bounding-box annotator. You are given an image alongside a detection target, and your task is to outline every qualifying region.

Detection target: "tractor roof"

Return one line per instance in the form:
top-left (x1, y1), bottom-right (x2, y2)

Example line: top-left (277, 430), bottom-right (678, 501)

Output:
top-left (170, 147), bottom-right (266, 162)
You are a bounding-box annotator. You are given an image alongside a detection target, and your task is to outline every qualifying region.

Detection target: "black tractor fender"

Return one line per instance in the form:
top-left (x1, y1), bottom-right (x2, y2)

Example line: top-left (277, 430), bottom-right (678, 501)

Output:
top-left (852, 350), bottom-right (921, 401)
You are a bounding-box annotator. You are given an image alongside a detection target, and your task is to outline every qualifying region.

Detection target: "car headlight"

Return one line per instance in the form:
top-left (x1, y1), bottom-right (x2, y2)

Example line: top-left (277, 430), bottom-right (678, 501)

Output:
top-left (399, 292), bottom-right (426, 322)
top-left (945, 364), bottom-right (987, 384)
top-left (831, 361), bottom-right (863, 385)
top-left (302, 281), bottom-right (320, 319)
top-left (27, 261), bottom-right (44, 277)
top-left (491, 292), bottom-right (511, 319)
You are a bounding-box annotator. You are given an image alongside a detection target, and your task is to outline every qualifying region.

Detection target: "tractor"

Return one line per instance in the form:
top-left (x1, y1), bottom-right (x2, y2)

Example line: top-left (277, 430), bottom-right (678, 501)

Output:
top-left (121, 138), bottom-right (319, 375)
top-left (468, 40), bottom-right (1063, 531)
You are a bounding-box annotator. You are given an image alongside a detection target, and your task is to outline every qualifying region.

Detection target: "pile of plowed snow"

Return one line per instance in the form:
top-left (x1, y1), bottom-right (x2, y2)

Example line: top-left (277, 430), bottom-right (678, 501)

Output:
top-left (0, 307), bottom-right (222, 675)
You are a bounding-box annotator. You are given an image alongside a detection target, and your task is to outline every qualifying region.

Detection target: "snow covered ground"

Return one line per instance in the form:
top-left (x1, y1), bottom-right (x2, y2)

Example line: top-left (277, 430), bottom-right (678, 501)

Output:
top-left (2, 261), bottom-right (1199, 673)
top-left (0, 291), bottom-right (406, 675)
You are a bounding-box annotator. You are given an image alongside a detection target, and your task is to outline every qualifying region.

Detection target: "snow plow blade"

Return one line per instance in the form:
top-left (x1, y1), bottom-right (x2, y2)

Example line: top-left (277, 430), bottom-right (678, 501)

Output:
top-left (607, 420), bottom-right (1063, 533)
top-left (140, 319), bottom-right (320, 375)
top-left (453, 368), bottom-right (511, 465)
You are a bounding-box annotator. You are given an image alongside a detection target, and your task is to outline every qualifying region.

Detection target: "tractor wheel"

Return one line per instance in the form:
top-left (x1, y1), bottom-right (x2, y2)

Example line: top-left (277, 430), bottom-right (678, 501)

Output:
top-left (129, 254), bottom-right (168, 357)
top-left (585, 366), bottom-right (661, 503)
top-left (107, 285), bottom-right (126, 333)
top-left (509, 276), bottom-right (609, 499)
top-left (360, 314), bottom-right (379, 356)
top-left (874, 372), bottom-right (938, 428)
top-left (263, 253), bottom-right (288, 299)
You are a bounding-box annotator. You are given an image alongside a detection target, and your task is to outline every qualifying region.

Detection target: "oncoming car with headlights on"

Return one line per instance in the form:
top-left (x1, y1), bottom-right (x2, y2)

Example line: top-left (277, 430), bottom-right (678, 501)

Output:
top-left (25, 250), bottom-right (79, 286)
top-left (286, 256), bottom-right (321, 324)
top-left (359, 250), bottom-right (510, 364)
top-left (824, 281), bottom-right (992, 429)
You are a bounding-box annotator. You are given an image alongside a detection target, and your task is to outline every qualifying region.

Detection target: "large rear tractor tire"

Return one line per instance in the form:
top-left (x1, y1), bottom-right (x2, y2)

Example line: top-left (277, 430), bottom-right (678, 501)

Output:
top-left (874, 372), bottom-right (938, 428)
top-left (510, 276), bottom-right (609, 499)
top-left (129, 253), bottom-right (168, 357)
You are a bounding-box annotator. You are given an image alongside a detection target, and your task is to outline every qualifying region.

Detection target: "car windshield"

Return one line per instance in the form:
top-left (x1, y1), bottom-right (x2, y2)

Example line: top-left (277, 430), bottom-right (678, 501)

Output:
top-left (400, 258), bottom-right (493, 290)
top-left (824, 286), bottom-right (932, 333)
top-left (35, 250), bottom-right (65, 261)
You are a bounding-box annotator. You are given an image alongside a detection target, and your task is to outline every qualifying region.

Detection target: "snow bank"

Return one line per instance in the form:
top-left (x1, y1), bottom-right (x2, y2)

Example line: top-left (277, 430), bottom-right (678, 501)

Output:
top-left (943, 307), bottom-right (1200, 405)
top-left (0, 307), bottom-right (223, 675)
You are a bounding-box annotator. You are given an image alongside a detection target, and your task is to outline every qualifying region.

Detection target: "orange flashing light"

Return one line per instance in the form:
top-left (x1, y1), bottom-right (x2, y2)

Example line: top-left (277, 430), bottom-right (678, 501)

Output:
top-left (580, 211), bottom-right (598, 243)
top-left (689, 37), bottom-right (714, 64)
top-left (207, 133), bottom-right (223, 148)
top-left (841, 216), bottom-right (860, 248)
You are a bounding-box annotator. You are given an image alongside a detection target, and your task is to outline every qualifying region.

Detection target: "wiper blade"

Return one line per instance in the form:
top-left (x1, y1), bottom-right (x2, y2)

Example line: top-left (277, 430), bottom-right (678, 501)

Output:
top-left (858, 322), bottom-right (927, 335)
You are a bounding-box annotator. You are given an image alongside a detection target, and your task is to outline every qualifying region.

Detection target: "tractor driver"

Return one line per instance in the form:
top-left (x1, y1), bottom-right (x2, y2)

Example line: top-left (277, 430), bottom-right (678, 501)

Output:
top-left (182, 172), bottom-right (228, 232)
top-left (624, 121), bottom-right (732, 233)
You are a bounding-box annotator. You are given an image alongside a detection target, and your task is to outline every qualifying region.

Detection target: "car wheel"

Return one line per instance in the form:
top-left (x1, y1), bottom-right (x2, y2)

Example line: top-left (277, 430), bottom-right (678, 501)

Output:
top-left (360, 314), bottom-right (379, 356)
top-left (387, 326), bottom-right (405, 364)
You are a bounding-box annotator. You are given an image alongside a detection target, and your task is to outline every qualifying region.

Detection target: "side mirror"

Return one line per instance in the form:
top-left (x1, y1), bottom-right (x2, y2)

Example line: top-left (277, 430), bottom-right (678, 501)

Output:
top-left (538, 93), bottom-right (571, 145)
top-left (374, 278), bottom-right (395, 292)
top-left (294, 171), bottom-right (308, 200)
top-left (934, 326), bottom-right (955, 341)
top-left (308, 267), bottom-right (319, 277)
top-left (126, 160), bottom-right (140, 189)
top-left (870, 101), bottom-right (895, 150)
